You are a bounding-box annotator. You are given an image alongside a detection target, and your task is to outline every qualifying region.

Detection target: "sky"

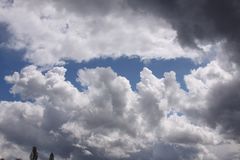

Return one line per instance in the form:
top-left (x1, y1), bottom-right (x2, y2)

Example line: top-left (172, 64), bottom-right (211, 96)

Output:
top-left (0, 0), bottom-right (240, 160)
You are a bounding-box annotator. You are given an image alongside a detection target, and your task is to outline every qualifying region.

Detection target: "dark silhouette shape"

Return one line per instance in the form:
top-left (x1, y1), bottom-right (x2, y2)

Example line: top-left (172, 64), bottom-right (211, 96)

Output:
top-left (30, 146), bottom-right (38, 160)
top-left (49, 152), bottom-right (54, 160)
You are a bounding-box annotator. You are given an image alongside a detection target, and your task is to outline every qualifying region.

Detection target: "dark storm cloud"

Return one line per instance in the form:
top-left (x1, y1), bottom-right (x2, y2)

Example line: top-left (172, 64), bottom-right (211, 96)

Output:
top-left (206, 78), bottom-right (240, 141)
top-left (127, 0), bottom-right (240, 63)
top-left (126, 0), bottom-right (240, 143)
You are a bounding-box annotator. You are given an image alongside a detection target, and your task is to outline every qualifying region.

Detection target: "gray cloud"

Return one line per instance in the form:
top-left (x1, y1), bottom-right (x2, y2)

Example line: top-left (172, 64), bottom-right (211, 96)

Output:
top-left (182, 59), bottom-right (240, 142)
top-left (51, 0), bottom-right (126, 16)
top-left (127, 0), bottom-right (240, 64)
top-left (206, 78), bottom-right (240, 141)
top-left (0, 23), bottom-right (11, 46)
top-left (127, 142), bottom-right (216, 160)
top-left (0, 102), bottom-right (75, 158)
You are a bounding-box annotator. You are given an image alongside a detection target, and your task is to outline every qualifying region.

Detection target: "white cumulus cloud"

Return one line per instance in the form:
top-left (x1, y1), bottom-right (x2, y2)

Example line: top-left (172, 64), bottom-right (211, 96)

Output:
top-left (1, 61), bottom-right (239, 159)
top-left (0, 0), bottom-right (204, 66)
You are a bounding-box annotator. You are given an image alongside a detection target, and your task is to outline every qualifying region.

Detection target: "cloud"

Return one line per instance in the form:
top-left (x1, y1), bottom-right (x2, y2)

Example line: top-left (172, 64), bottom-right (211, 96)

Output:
top-left (160, 114), bottom-right (222, 145)
top-left (2, 64), bottom-right (239, 159)
top-left (0, 132), bottom-right (29, 160)
top-left (0, 101), bottom-right (75, 158)
top-left (0, 0), bottom-right (203, 66)
top-left (206, 77), bottom-right (240, 141)
top-left (128, 142), bottom-right (217, 160)
top-left (181, 60), bottom-right (240, 142)
top-left (51, 0), bottom-right (125, 16)
top-left (127, 0), bottom-right (240, 64)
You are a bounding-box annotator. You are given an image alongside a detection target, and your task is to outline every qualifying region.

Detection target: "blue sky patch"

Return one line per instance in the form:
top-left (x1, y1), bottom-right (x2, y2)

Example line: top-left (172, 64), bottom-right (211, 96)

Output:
top-left (65, 57), bottom-right (200, 91)
top-left (0, 50), bottom-right (200, 101)
top-left (0, 48), bottom-right (29, 101)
